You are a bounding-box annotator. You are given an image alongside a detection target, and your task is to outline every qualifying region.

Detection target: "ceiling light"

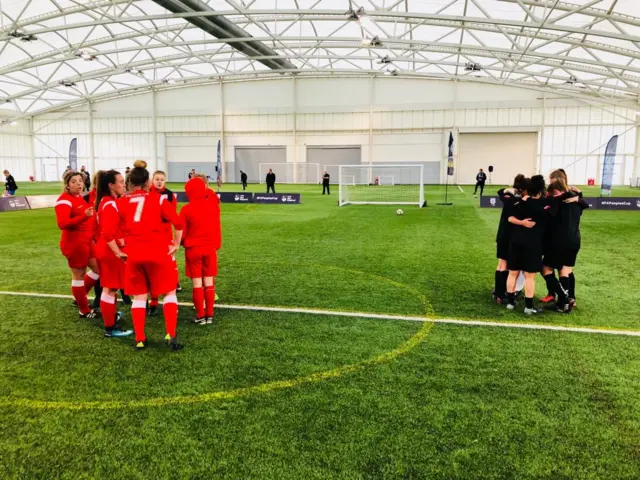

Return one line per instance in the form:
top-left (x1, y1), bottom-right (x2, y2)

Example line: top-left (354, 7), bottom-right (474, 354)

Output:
top-left (377, 56), bottom-right (392, 65)
top-left (77, 50), bottom-right (97, 61)
top-left (346, 7), bottom-right (365, 20)
top-left (163, 78), bottom-right (177, 85)
top-left (362, 36), bottom-right (382, 47)
top-left (125, 68), bottom-right (144, 76)
top-left (384, 66), bottom-right (398, 76)
top-left (464, 62), bottom-right (482, 72)
top-left (9, 31), bottom-right (37, 42)
top-left (566, 75), bottom-right (578, 84)
top-left (59, 80), bottom-right (77, 87)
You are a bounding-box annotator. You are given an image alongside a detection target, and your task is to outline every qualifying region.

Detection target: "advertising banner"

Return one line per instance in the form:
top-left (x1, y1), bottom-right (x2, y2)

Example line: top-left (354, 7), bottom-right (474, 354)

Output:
top-left (0, 196), bottom-right (30, 212)
top-left (254, 193), bottom-right (301, 204)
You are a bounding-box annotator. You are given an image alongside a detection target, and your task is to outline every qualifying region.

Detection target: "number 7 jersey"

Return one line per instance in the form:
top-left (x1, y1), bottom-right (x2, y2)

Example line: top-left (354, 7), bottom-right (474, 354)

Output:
top-left (116, 190), bottom-right (183, 261)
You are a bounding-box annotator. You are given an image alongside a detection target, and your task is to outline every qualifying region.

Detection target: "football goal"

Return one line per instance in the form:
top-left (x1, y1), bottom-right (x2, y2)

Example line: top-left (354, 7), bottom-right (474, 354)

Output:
top-left (339, 165), bottom-right (425, 207)
top-left (258, 163), bottom-right (320, 184)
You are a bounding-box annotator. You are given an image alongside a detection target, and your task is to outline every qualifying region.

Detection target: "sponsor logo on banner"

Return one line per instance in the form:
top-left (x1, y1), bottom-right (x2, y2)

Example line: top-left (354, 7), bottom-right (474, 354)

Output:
top-left (221, 192), bottom-right (252, 203)
top-left (480, 196), bottom-right (501, 208)
top-left (490, 198), bottom-right (496, 206)
top-left (0, 196), bottom-right (30, 212)
top-left (598, 197), bottom-right (640, 210)
top-left (254, 193), bottom-right (301, 204)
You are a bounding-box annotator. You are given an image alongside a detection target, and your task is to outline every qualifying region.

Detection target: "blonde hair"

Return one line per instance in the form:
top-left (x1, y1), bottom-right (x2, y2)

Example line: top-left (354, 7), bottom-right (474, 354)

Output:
top-left (91, 170), bottom-right (104, 190)
top-left (133, 159), bottom-right (147, 169)
top-left (152, 170), bottom-right (166, 179)
top-left (548, 178), bottom-right (569, 194)
top-left (194, 173), bottom-right (209, 186)
top-left (62, 170), bottom-right (84, 193)
top-left (550, 169), bottom-right (568, 184)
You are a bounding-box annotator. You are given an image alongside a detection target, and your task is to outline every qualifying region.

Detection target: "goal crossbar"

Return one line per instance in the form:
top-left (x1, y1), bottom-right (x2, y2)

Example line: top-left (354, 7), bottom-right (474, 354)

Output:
top-left (338, 164), bottom-right (425, 207)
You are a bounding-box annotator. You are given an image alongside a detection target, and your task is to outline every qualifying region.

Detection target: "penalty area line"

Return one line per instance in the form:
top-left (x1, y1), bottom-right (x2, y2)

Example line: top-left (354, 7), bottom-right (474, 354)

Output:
top-left (457, 185), bottom-right (464, 193)
top-left (0, 290), bottom-right (639, 338)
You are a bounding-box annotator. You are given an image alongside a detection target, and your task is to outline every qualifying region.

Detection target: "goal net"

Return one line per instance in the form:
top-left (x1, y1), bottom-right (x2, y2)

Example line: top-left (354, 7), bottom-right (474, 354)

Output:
top-left (259, 163), bottom-right (320, 184)
top-left (339, 164), bottom-right (425, 207)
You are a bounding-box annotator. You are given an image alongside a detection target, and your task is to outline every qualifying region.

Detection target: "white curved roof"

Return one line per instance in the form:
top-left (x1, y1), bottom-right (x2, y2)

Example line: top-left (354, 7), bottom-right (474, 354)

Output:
top-left (1, 0), bottom-right (639, 117)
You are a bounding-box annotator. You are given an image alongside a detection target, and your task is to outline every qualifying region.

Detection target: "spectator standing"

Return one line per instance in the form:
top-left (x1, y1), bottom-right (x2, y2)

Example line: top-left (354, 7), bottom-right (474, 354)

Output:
top-left (266, 169), bottom-right (276, 193)
top-left (80, 166), bottom-right (91, 191)
top-left (240, 170), bottom-right (248, 191)
top-left (474, 168), bottom-right (487, 198)
top-left (3, 170), bottom-right (18, 196)
top-left (322, 171), bottom-right (330, 195)
top-left (188, 168), bottom-right (196, 180)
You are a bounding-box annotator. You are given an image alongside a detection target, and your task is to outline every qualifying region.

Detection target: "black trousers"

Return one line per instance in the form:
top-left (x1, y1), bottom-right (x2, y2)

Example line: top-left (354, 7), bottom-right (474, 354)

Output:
top-left (474, 182), bottom-right (485, 196)
top-left (242, 181), bottom-right (247, 190)
top-left (267, 184), bottom-right (275, 193)
top-left (323, 184), bottom-right (330, 195)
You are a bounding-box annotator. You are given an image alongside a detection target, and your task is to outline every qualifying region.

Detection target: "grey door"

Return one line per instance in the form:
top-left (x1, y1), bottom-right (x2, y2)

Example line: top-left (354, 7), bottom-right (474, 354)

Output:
top-left (306, 146), bottom-right (361, 185)
top-left (234, 146), bottom-right (286, 183)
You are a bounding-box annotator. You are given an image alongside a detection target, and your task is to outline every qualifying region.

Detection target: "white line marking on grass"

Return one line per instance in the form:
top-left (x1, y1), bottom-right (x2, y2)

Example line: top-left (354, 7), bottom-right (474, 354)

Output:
top-left (0, 290), bottom-right (638, 337)
top-left (457, 185), bottom-right (464, 193)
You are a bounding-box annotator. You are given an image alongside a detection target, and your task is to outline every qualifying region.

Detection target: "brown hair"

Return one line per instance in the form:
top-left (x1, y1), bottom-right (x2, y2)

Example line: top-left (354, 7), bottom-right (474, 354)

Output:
top-left (550, 169), bottom-right (568, 184)
top-left (152, 170), bottom-right (166, 178)
top-left (95, 170), bottom-right (122, 210)
top-left (548, 178), bottom-right (569, 195)
top-left (62, 170), bottom-right (84, 193)
top-left (512, 174), bottom-right (526, 190)
top-left (91, 170), bottom-right (104, 190)
top-left (129, 160), bottom-right (149, 188)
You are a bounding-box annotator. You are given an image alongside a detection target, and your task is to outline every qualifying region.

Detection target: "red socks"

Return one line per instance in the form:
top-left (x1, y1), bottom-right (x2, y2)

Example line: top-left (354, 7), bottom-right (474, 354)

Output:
top-left (72, 280), bottom-right (91, 315)
top-left (204, 286), bottom-right (215, 318)
top-left (163, 295), bottom-right (178, 338)
top-left (100, 293), bottom-right (117, 328)
top-left (84, 270), bottom-right (100, 293)
top-left (131, 299), bottom-right (147, 342)
top-left (192, 287), bottom-right (205, 319)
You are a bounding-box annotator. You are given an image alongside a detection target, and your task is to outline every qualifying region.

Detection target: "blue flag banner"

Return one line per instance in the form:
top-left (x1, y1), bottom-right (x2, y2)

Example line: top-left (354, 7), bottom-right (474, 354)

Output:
top-left (601, 135), bottom-right (618, 196)
top-left (69, 138), bottom-right (77, 171)
top-left (447, 132), bottom-right (454, 176)
top-left (216, 140), bottom-right (222, 190)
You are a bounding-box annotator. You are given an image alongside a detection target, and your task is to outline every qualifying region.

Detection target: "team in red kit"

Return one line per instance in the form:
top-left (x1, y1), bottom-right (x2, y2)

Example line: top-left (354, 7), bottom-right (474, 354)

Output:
top-left (54, 160), bottom-right (221, 351)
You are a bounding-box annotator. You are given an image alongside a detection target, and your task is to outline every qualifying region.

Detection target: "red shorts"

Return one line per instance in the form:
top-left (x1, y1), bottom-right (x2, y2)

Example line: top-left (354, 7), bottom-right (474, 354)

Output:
top-left (185, 247), bottom-right (218, 279)
top-left (125, 255), bottom-right (178, 297)
top-left (61, 241), bottom-right (95, 269)
top-left (97, 253), bottom-right (125, 290)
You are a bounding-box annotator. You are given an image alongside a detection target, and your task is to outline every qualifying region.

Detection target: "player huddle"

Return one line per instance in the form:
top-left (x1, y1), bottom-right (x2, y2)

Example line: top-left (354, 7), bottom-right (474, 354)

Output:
top-left (54, 160), bottom-right (221, 351)
top-left (493, 169), bottom-right (588, 315)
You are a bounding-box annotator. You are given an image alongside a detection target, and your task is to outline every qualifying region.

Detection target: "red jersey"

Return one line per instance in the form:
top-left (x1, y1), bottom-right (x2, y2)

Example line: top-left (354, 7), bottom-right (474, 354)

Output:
top-left (116, 189), bottom-right (183, 261)
top-left (55, 192), bottom-right (93, 247)
top-left (151, 186), bottom-right (177, 243)
top-left (95, 195), bottom-right (124, 258)
top-left (205, 187), bottom-right (222, 250)
top-left (180, 179), bottom-right (221, 250)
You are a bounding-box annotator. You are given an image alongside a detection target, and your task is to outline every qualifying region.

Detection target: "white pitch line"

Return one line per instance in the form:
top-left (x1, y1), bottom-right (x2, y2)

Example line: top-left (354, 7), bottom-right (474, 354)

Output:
top-left (1, 291), bottom-right (639, 337)
top-left (457, 185), bottom-right (464, 193)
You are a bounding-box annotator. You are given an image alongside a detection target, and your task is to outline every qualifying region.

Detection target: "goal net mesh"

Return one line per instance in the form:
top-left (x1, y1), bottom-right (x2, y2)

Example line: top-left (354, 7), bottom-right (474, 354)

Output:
top-left (259, 163), bottom-right (320, 184)
top-left (339, 165), bottom-right (425, 207)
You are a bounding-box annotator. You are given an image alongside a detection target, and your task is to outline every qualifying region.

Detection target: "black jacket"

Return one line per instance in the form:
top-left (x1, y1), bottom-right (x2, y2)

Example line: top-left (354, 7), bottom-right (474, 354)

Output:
top-left (496, 188), bottom-right (519, 243)
top-left (322, 173), bottom-right (330, 185)
top-left (476, 172), bottom-right (487, 183)
top-left (547, 193), bottom-right (589, 250)
top-left (241, 172), bottom-right (248, 183)
top-left (266, 172), bottom-right (276, 185)
top-left (5, 175), bottom-right (17, 191)
top-left (509, 197), bottom-right (549, 247)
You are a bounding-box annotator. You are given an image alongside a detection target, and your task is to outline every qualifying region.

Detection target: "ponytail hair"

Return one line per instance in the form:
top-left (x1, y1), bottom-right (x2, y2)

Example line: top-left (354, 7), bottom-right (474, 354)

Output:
top-left (550, 169), bottom-right (568, 184)
top-left (95, 170), bottom-right (122, 210)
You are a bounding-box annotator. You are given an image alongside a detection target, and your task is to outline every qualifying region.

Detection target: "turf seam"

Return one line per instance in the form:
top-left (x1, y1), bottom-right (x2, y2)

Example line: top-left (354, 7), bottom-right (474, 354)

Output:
top-left (1, 290), bottom-right (638, 337)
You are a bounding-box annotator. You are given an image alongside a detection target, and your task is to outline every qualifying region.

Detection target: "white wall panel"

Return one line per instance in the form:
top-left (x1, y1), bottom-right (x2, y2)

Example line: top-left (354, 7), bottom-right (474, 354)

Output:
top-left (225, 79), bottom-right (293, 112)
top-left (156, 84), bottom-right (221, 116)
top-left (298, 78), bottom-right (369, 111)
top-left (372, 133), bottom-right (442, 163)
top-left (93, 93), bottom-right (152, 117)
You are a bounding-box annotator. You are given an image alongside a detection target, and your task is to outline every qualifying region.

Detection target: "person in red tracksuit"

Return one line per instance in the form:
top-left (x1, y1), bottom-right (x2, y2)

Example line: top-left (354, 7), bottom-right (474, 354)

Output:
top-left (83, 172), bottom-right (102, 310)
top-left (147, 170), bottom-right (180, 316)
top-left (94, 169), bottom-right (133, 338)
top-left (180, 177), bottom-right (221, 324)
top-left (108, 161), bottom-right (184, 351)
top-left (55, 171), bottom-right (100, 318)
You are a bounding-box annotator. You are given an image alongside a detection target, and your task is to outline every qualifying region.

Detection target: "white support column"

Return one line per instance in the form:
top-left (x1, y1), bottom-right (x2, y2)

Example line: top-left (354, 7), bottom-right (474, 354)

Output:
top-left (87, 101), bottom-right (95, 173)
top-left (538, 92), bottom-right (546, 175)
top-left (28, 117), bottom-right (36, 180)
top-left (151, 88), bottom-right (159, 171)
top-left (633, 115), bottom-right (640, 185)
top-left (452, 79), bottom-right (459, 185)
top-left (368, 75), bottom-right (374, 185)
top-left (292, 75), bottom-right (298, 181)
top-left (219, 79), bottom-right (226, 182)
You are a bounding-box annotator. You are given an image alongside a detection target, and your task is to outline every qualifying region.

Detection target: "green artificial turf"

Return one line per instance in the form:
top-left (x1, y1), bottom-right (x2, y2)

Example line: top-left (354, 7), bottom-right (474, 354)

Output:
top-left (0, 183), bottom-right (638, 478)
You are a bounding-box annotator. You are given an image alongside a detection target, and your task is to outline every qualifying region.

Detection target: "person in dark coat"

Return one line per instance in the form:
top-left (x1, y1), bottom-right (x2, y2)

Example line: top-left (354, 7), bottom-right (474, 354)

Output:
top-left (240, 170), bottom-right (248, 191)
top-left (3, 170), bottom-right (18, 195)
top-left (322, 171), bottom-right (330, 195)
top-left (266, 169), bottom-right (276, 193)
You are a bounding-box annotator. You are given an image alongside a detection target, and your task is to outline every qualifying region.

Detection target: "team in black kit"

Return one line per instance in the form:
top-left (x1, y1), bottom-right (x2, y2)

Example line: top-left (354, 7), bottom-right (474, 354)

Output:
top-left (492, 169), bottom-right (588, 315)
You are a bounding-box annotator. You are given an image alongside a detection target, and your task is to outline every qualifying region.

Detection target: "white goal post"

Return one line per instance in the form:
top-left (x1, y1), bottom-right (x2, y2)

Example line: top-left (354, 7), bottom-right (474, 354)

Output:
top-left (258, 163), bottom-right (320, 184)
top-left (339, 164), bottom-right (425, 207)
